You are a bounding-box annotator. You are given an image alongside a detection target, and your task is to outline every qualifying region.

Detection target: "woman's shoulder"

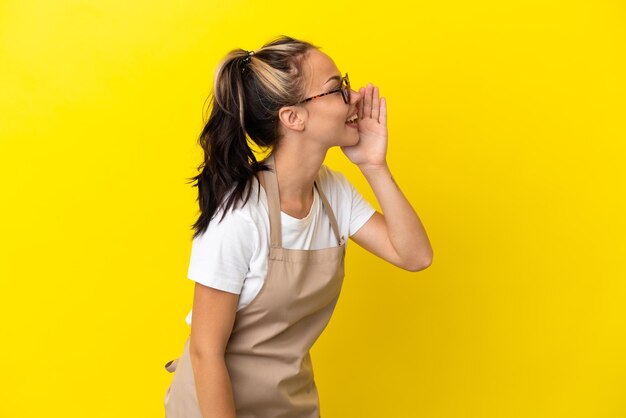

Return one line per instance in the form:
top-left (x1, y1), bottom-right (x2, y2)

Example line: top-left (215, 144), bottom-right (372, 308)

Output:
top-left (317, 163), bottom-right (351, 195)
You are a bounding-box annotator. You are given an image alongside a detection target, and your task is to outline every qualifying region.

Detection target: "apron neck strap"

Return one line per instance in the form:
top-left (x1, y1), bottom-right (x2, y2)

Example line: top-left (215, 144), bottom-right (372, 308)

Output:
top-left (262, 153), bottom-right (344, 248)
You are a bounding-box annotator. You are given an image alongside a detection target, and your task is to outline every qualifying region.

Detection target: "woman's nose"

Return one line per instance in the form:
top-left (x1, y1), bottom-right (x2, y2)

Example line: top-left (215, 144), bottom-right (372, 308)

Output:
top-left (350, 88), bottom-right (362, 104)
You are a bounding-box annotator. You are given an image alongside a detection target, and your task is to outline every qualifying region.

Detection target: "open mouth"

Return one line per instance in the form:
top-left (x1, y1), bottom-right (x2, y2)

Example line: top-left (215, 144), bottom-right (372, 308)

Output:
top-left (345, 114), bottom-right (358, 125)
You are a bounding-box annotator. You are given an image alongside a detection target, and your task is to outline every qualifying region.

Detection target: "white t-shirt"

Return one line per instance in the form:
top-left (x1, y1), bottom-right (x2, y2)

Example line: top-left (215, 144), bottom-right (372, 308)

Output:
top-left (185, 164), bottom-right (377, 326)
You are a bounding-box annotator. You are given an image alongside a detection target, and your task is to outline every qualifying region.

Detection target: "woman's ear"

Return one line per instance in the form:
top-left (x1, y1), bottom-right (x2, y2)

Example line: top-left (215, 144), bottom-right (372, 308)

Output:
top-left (278, 106), bottom-right (306, 132)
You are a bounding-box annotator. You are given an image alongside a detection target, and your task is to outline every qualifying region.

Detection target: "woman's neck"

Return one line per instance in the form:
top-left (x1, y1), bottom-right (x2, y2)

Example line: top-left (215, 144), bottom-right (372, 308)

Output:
top-left (269, 148), bottom-right (326, 216)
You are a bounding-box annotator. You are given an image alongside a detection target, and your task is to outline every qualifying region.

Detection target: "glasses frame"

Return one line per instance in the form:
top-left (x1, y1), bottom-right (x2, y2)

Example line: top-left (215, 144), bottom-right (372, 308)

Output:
top-left (296, 73), bottom-right (350, 105)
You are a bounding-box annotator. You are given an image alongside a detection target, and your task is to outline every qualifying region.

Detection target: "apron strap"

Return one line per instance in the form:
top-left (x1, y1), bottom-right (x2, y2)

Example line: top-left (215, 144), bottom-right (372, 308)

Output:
top-left (314, 181), bottom-right (344, 246)
top-left (262, 153), bottom-right (345, 248)
top-left (263, 154), bottom-right (283, 248)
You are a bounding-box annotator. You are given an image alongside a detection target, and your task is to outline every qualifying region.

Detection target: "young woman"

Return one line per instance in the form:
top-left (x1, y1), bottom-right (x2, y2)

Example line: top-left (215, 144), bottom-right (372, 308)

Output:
top-left (164, 35), bottom-right (433, 418)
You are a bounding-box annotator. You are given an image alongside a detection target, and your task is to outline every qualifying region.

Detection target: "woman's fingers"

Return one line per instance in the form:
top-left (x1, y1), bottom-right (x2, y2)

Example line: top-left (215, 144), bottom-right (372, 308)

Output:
top-left (363, 83), bottom-right (372, 119)
top-left (358, 87), bottom-right (365, 120)
top-left (358, 83), bottom-right (385, 124)
top-left (380, 97), bottom-right (387, 126)
top-left (372, 86), bottom-right (379, 122)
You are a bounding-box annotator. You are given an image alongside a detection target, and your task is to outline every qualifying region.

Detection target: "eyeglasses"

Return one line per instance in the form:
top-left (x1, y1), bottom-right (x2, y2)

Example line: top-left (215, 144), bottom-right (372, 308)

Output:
top-left (297, 73), bottom-right (350, 105)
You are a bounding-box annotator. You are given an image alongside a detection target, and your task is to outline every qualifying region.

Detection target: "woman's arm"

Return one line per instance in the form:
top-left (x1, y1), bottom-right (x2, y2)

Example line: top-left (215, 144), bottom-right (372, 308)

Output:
top-left (189, 283), bottom-right (240, 418)
top-left (342, 83), bottom-right (432, 271)
top-left (351, 164), bottom-right (433, 271)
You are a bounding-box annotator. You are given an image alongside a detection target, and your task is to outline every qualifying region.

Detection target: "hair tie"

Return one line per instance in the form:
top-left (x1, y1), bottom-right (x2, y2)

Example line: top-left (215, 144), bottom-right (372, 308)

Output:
top-left (241, 50), bottom-right (255, 73)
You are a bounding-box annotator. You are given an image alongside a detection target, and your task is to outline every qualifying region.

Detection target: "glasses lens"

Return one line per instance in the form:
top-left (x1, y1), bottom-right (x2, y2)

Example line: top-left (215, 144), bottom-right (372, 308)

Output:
top-left (342, 74), bottom-right (350, 103)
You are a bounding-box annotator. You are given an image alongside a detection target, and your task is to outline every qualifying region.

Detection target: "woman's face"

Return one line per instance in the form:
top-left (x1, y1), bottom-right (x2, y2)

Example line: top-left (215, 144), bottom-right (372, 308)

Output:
top-left (298, 49), bottom-right (362, 148)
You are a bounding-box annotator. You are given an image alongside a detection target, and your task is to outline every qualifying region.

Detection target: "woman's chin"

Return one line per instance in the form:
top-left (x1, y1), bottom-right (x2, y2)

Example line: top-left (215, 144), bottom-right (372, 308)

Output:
top-left (334, 130), bottom-right (360, 148)
top-left (347, 134), bottom-right (360, 146)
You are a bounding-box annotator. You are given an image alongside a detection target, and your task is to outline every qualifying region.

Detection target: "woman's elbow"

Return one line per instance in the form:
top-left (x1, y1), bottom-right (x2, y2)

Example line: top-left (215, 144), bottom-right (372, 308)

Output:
top-left (405, 252), bottom-right (433, 272)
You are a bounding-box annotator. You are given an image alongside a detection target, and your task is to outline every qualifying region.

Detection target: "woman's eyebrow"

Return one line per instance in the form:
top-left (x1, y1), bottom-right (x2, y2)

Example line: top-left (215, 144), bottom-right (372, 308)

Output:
top-left (323, 74), bottom-right (341, 85)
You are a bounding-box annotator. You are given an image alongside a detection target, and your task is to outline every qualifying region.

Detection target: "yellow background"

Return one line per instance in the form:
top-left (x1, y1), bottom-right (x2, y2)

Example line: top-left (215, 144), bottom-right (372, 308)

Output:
top-left (1, 0), bottom-right (625, 417)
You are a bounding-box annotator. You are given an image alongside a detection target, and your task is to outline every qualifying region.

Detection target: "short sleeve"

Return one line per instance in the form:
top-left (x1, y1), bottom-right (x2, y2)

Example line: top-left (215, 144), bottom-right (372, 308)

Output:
top-left (347, 179), bottom-right (377, 237)
top-left (186, 208), bottom-right (257, 294)
top-left (327, 168), bottom-right (377, 237)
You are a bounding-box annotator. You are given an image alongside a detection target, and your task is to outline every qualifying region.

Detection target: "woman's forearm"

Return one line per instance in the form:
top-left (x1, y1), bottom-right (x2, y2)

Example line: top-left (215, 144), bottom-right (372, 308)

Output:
top-left (190, 352), bottom-right (237, 418)
top-left (359, 162), bottom-right (433, 267)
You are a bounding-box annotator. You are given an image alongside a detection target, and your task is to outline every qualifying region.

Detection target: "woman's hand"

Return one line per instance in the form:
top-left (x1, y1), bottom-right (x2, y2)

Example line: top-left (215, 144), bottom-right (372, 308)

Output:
top-left (340, 83), bottom-right (388, 169)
